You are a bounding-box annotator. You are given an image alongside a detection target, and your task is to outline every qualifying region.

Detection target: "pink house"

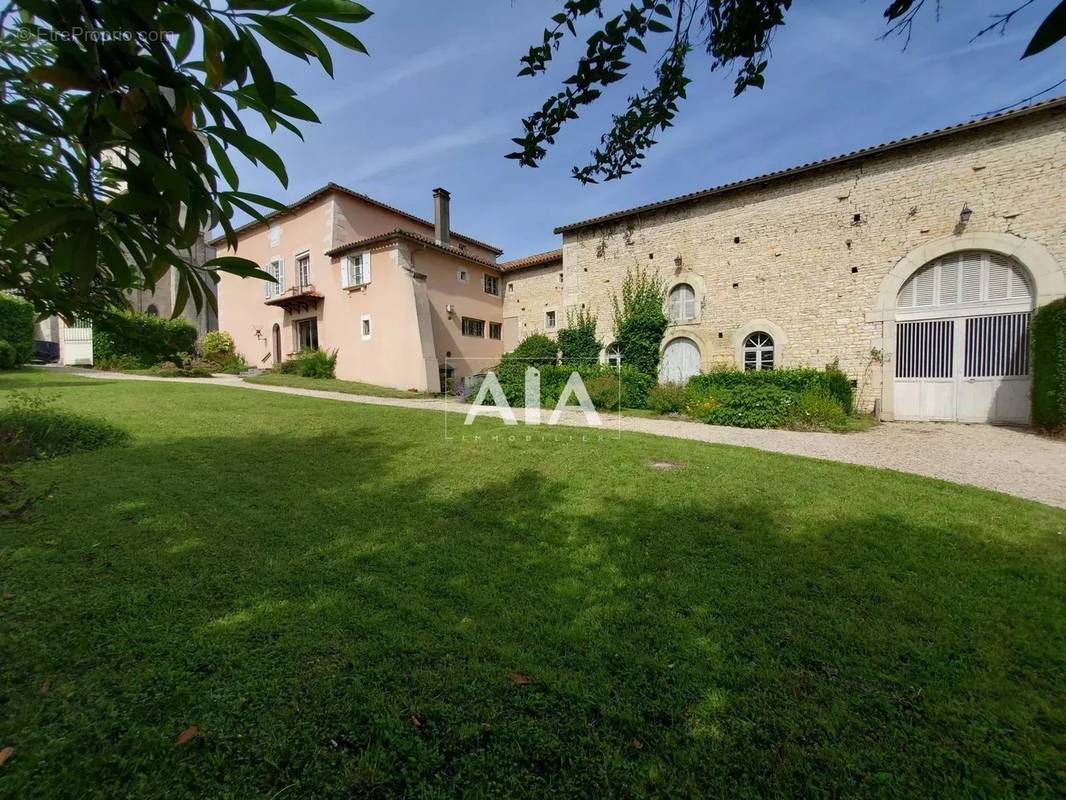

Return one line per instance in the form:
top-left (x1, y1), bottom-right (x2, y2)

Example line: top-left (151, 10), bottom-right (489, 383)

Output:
top-left (213, 184), bottom-right (506, 392)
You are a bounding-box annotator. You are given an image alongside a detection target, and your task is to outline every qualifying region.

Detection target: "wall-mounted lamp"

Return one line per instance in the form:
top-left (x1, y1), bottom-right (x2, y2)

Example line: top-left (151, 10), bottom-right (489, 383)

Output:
top-left (673, 255), bottom-right (683, 267)
top-left (959, 204), bottom-right (973, 224)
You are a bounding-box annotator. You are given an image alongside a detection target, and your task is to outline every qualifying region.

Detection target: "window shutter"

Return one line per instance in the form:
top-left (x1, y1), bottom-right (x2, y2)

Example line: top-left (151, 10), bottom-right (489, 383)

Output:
top-left (363, 251), bottom-right (371, 284)
top-left (264, 264), bottom-right (273, 299)
top-left (340, 256), bottom-right (351, 289)
top-left (684, 287), bottom-right (695, 319)
top-left (276, 258), bottom-right (285, 294)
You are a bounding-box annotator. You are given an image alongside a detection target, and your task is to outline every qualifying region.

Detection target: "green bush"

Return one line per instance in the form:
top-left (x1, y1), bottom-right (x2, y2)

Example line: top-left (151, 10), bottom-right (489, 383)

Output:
top-left (150, 357), bottom-right (214, 378)
top-left (200, 330), bottom-right (236, 364)
top-left (783, 389), bottom-right (848, 431)
top-left (0, 294), bottom-right (34, 365)
top-left (584, 373), bottom-right (622, 411)
top-left (557, 308), bottom-right (601, 365)
top-left (688, 365), bottom-right (853, 414)
top-left (0, 392), bottom-right (129, 463)
top-left (92, 311), bottom-right (197, 368)
top-left (611, 267), bottom-right (667, 378)
top-left (276, 348), bottom-right (337, 378)
top-left (492, 363), bottom-right (652, 410)
top-left (646, 383), bottom-right (688, 414)
top-left (0, 340), bottom-right (17, 370)
top-left (214, 353), bottom-right (251, 374)
top-left (701, 385), bottom-right (796, 429)
top-left (94, 354), bottom-right (142, 371)
top-left (505, 334), bottom-right (558, 366)
top-left (1032, 298), bottom-right (1066, 432)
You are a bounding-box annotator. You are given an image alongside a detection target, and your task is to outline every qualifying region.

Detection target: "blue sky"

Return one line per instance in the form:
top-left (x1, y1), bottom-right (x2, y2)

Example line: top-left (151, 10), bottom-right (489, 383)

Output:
top-left (228, 0), bottom-right (1064, 260)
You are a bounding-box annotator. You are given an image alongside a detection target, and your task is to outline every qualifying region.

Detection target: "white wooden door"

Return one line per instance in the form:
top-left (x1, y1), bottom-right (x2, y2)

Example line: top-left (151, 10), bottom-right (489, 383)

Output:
top-left (660, 337), bottom-right (700, 384)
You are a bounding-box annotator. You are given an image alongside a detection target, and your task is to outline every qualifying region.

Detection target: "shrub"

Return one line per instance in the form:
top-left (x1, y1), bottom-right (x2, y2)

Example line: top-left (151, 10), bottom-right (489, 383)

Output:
top-left (491, 362), bottom-right (654, 411)
top-left (584, 373), bottom-right (622, 411)
top-left (505, 334), bottom-right (558, 366)
top-left (94, 354), bottom-right (142, 371)
top-left (611, 266), bottom-right (667, 378)
top-left (0, 340), bottom-right (17, 370)
top-left (0, 392), bottom-right (129, 463)
top-left (783, 389), bottom-right (848, 431)
top-left (276, 348), bottom-right (337, 378)
top-left (0, 294), bottom-right (34, 365)
top-left (150, 356), bottom-right (214, 378)
top-left (200, 330), bottom-right (236, 364)
top-left (557, 308), bottom-right (601, 365)
top-left (92, 311), bottom-right (197, 368)
top-left (701, 385), bottom-right (796, 428)
top-left (688, 365), bottom-right (853, 414)
top-left (214, 353), bottom-right (250, 374)
top-left (647, 383), bottom-right (688, 414)
top-left (1032, 298), bottom-right (1066, 432)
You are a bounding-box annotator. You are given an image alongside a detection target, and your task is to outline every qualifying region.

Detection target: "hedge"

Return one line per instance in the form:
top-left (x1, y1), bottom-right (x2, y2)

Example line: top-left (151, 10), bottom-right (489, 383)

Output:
top-left (1031, 298), bottom-right (1066, 431)
top-left (0, 294), bottom-right (34, 365)
top-left (688, 366), bottom-right (853, 414)
top-left (92, 312), bottom-right (197, 368)
top-left (494, 363), bottom-right (654, 410)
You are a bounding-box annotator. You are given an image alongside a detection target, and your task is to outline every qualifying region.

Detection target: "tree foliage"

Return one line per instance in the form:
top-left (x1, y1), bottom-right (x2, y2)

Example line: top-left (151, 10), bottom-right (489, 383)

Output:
top-left (0, 0), bottom-right (372, 321)
top-left (509, 0), bottom-right (1066, 183)
top-left (557, 306), bottom-right (602, 363)
top-left (611, 266), bottom-right (667, 377)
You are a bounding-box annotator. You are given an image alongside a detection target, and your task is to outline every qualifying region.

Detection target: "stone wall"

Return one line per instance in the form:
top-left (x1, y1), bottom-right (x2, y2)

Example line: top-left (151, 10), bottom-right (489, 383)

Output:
top-left (507, 107), bottom-right (1066, 411)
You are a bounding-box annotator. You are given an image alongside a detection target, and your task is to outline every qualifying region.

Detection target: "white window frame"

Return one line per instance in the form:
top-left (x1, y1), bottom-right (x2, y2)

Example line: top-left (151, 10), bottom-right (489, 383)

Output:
top-left (605, 342), bottom-right (622, 367)
top-left (483, 274), bottom-right (500, 296)
top-left (743, 332), bottom-right (774, 371)
top-left (361, 314), bottom-right (372, 341)
top-left (544, 308), bottom-right (557, 331)
top-left (457, 269), bottom-right (469, 283)
top-left (295, 251), bottom-right (311, 288)
top-left (668, 283), bottom-right (697, 323)
top-left (507, 282), bottom-right (514, 294)
top-left (264, 257), bottom-right (284, 298)
top-left (343, 251), bottom-right (371, 289)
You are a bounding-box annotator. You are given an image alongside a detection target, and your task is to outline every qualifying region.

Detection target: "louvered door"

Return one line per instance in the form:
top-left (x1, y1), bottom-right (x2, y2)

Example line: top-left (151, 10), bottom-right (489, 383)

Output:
top-left (894, 251), bottom-right (1033, 423)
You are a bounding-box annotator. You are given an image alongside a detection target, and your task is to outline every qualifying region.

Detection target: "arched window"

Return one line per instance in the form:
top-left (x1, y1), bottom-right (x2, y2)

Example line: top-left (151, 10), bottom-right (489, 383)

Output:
top-left (668, 283), bottom-right (696, 322)
top-left (743, 332), bottom-right (774, 371)
top-left (604, 342), bottom-right (622, 367)
top-left (145, 304), bottom-right (159, 316)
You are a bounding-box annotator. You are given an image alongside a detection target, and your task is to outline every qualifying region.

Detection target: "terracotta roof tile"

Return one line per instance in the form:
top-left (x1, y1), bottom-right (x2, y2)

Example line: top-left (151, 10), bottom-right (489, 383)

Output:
top-left (325, 228), bottom-right (501, 269)
top-left (555, 95), bottom-right (1066, 234)
top-left (209, 182), bottom-right (503, 254)
top-left (498, 249), bottom-right (563, 273)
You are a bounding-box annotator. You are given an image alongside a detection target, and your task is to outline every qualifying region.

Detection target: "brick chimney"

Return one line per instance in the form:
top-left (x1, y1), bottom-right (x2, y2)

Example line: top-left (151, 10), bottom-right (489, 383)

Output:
top-left (433, 187), bottom-right (450, 247)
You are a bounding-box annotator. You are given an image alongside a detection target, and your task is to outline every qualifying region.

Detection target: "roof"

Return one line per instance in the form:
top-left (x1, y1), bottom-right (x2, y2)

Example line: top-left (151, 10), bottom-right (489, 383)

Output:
top-left (209, 181), bottom-right (504, 255)
top-left (555, 95), bottom-right (1066, 234)
top-left (325, 228), bottom-right (501, 269)
top-left (498, 248), bottom-right (563, 273)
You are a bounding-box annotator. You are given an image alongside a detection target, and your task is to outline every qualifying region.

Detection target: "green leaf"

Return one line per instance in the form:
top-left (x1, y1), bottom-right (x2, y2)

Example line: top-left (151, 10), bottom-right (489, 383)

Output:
top-left (173, 271), bottom-right (190, 317)
top-left (3, 208), bottom-right (87, 247)
top-left (303, 17), bottom-right (368, 55)
top-left (207, 136), bottom-right (240, 190)
top-left (244, 34), bottom-right (276, 106)
top-left (173, 27), bottom-right (195, 63)
top-left (205, 126), bottom-right (289, 187)
top-left (290, 0), bottom-right (373, 23)
top-left (227, 190), bottom-right (289, 212)
top-left (203, 256), bottom-right (277, 281)
top-left (1023, 0), bottom-right (1066, 58)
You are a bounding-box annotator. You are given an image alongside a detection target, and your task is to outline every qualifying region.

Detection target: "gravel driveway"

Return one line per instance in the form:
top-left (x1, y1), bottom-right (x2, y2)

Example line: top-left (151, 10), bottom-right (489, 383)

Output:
top-left (70, 369), bottom-right (1066, 509)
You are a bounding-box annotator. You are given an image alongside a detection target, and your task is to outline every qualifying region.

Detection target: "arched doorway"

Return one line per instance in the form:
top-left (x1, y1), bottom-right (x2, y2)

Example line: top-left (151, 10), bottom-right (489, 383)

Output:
top-left (660, 337), bottom-right (700, 384)
top-left (271, 323), bottom-right (281, 365)
top-left (893, 250), bottom-right (1033, 423)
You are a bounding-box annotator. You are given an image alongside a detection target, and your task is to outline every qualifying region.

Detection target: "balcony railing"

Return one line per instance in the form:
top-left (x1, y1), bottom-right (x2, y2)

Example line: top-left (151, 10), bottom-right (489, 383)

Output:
top-left (265, 284), bottom-right (322, 314)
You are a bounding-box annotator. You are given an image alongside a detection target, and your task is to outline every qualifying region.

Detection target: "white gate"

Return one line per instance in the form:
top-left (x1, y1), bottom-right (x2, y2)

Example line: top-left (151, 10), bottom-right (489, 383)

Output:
top-left (61, 320), bottom-right (93, 366)
top-left (660, 337), bottom-right (701, 384)
top-left (893, 251), bottom-right (1032, 424)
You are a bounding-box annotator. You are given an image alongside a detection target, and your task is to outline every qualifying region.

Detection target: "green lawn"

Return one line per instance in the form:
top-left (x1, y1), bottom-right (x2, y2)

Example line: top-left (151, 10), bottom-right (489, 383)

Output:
top-left (0, 369), bottom-right (1063, 798)
top-left (244, 371), bottom-right (437, 399)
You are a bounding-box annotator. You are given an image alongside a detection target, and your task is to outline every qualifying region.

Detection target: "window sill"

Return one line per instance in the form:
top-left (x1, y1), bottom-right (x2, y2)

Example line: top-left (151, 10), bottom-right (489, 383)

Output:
top-left (344, 283), bottom-right (371, 293)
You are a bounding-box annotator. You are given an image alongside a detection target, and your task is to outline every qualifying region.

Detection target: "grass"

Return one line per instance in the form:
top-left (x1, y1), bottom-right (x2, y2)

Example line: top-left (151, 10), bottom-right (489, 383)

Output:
top-left (244, 371), bottom-right (436, 399)
top-left (0, 368), bottom-right (1063, 798)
